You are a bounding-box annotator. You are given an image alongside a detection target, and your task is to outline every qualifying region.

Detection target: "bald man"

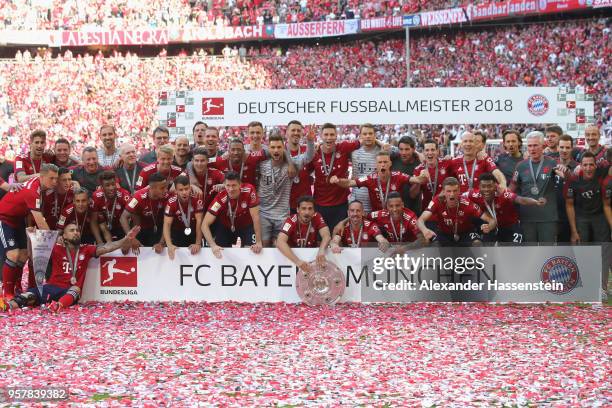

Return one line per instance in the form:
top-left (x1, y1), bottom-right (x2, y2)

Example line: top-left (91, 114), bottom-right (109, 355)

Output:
top-left (173, 136), bottom-right (192, 171)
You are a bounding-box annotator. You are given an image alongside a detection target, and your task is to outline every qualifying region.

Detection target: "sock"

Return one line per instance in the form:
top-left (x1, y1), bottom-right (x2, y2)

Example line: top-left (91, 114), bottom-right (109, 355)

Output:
top-left (58, 294), bottom-right (75, 308)
top-left (2, 261), bottom-right (19, 298)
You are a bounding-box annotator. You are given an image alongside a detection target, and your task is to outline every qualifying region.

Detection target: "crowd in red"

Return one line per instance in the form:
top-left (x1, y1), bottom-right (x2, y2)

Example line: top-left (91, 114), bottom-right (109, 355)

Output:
top-left (0, 18), bottom-right (609, 160)
top-left (0, 0), bottom-right (452, 30)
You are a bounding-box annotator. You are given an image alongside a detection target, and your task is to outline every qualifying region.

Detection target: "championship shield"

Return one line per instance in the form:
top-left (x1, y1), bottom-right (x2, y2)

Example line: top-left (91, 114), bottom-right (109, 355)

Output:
top-left (296, 260), bottom-right (345, 306)
top-left (26, 229), bottom-right (59, 296)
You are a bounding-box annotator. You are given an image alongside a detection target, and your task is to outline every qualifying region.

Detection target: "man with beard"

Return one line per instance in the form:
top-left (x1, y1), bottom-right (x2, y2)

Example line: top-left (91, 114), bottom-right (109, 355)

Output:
top-left (391, 136), bottom-right (422, 214)
top-left (42, 167), bottom-right (74, 230)
top-left (173, 136), bottom-right (192, 170)
top-left (495, 129), bottom-right (524, 184)
top-left (57, 188), bottom-right (95, 244)
top-left (163, 176), bottom-right (204, 260)
top-left (0, 223), bottom-right (140, 313)
top-left (330, 200), bottom-right (389, 252)
top-left (565, 152), bottom-right (610, 244)
top-left (116, 143), bottom-right (145, 194)
top-left (70, 147), bottom-right (106, 194)
top-left (121, 172), bottom-right (169, 253)
top-left (203, 171), bottom-right (263, 257)
top-left (276, 195), bottom-right (331, 272)
top-left (0, 164), bottom-right (58, 298)
top-left (259, 133), bottom-right (314, 247)
top-left (544, 125), bottom-right (563, 159)
top-left (576, 124), bottom-right (609, 167)
top-left (52, 138), bottom-right (79, 168)
top-left (14, 130), bottom-right (53, 182)
top-left (90, 170), bottom-right (131, 243)
top-left (331, 151), bottom-right (424, 212)
top-left (468, 173), bottom-right (546, 243)
top-left (97, 125), bottom-right (121, 167)
top-left (417, 177), bottom-right (496, 246)
top-left (136, 144), bottom-right (184, 189)
top-left (556, 135), bottom-right (580, 242)
top-left (209, 138), bottom-right (267, 186)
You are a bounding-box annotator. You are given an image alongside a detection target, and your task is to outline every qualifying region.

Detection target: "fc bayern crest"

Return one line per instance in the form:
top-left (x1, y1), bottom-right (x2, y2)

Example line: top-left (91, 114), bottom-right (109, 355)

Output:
top-left (527, 94), bottom-right (549, 116)
top-left (540, 256), bottom-right (579, 294)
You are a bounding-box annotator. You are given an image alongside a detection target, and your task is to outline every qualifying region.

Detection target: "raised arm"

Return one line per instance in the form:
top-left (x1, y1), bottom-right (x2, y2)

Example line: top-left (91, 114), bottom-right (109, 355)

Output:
top-left (96, 226), bottom-right (140, 256)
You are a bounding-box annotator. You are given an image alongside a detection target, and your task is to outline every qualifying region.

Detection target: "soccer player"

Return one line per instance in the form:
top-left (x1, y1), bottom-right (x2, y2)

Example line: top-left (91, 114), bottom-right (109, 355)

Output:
top-left (414, 139), bottom-right (453, 210)
top-left (306, 123), bottom-right (361, 229)
top-left (90, 170), bottom-right (131, 243)
top-left (192, 121), bottom-right (207, 150)
top-left (468, 173), bottom-right (546, 243)
top-left (330, 151), bottom-right (423, 212)
top-left (70, 146), bottom-right (106, 193)
top-left (42, 167), bottom-right (74, 230)
top-left (350, 123), bottom-right (384, 212)
top-left (97, 125), bottom-right (121, 167)
top-left (173, 136), bottom-right (192, 170)
top-left (330, 200), bottom-right (389, 252)
top-left (259, 133), bottom-right (314, 247)
top-left (245, 121), bottom-right (266, 153)
top-left (495, 129), bottom-right (524, 184)
top-left (391, 136), bottom-right (422, 214)
top-left (14, 130), bottom-right (52, 182)
top-left (136, 144), bottom-right (184, 189)
top-left (565, 152), bottom-right (610, 244)
top-left (511, 131), bottom-right (567, 243)
top-left (116, 143), bottom-right (145, 194)
top-left (202, 126), bottom-right (224, 158)
top-left (556, 135), bottom-right (579, 242)
top-left (417, 177), bottom-right (496, 246)
top-left (57, 188), bottom-right (95, 244)
top-left (0, 163), bottom-right (59, 298)
top-left (188, 147), bottom-right (225, 209)
top-left (140, 126), bottom-right (170, 164)
top-left (285, 120), bottom-right (314, 212)
top-left (163, 176), bottom-right (204, 260)
top-left (369, 192), bottom-right (422, 244)
top-left (209, 138), bottom-right (267, 186)
top-left (449, 132), bottom-right (505, 193)
top-left (121, 172), bottom-right (169, 252)
top-left (276, 196), bottom-right (331, 272)
top-left (53, 138), bottom-right (79, 168)
top-left (0, 151), bottom-right (14, 201)
top-left (0, 224), bottom-right (140, 313)
top-left (202, 171), bottom-right (263, 258)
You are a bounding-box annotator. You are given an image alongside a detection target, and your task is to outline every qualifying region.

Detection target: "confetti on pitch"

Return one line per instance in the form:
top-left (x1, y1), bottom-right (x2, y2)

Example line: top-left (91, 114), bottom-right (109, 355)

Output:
top-left (0, 303), bottom-right (610, 406)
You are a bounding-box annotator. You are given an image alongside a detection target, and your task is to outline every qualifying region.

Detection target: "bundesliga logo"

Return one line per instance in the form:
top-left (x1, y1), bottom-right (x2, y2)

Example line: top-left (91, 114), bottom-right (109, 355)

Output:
top-left (100, 257), bottom-right (138, 287)
top-left (202, 97), bottom-right (224, 115)
top-left (527, 94), bottom-right (549, 116)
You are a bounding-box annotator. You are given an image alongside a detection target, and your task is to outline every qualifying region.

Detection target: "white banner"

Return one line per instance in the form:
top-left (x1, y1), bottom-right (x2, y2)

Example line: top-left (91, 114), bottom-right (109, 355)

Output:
top-left (419, 8), bottom-right (469, 26)
top-left (81, 246), bottom-right (602, 303)
top-left (274, 19), bottom-right (359, 39)
top-left (156, 87), bottom-right (594, 138)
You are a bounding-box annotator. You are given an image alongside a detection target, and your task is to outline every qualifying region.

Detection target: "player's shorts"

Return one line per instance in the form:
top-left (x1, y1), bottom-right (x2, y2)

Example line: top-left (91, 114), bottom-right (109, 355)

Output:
top-left (214, 222), bottom-right (256, 247)
top-left (316, 202), bottom-right (348, 232)
top-left (434, 231), bottom-right (482, 246)
top-left (171, 228), bottom-right (197, 247)
top-left (497, 224), bottom-right (524, 243)
top-left (0, 220), bottom-right (27, 252)
top-left (137, 228), bottom-right (163, 246)
top-left (260, 217), bottom-right (284, 243)
top-left (28, 284), bottom-right (69, 305)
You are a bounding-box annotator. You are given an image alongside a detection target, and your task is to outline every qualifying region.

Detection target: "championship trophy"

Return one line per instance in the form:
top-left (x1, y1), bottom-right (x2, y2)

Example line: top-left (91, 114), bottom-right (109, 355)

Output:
top-left (26, 229), bottom-right (59, 297)
top-left (296, 259), bottom-right (345, 305)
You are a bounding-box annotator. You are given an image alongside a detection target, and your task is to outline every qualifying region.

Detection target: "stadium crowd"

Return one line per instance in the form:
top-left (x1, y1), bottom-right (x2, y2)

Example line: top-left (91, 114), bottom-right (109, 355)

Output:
top-left (0, 0), bottom-right (452, 30)
top-left (0, 18), bottom-right (609, 162)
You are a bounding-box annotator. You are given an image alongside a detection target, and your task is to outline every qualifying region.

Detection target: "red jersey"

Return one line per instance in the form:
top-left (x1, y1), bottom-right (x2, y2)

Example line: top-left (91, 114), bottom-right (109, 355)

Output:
top-left (369, 208), bottom-right (420, 243)
top-left (42, 189), bottom-right (75, 230)
top-left (413, 158), bottom-right (453, 208)
top-left (56, 203), bottom-right (93, 238)
top-left (355, 171), bottom-right (412, 212)
top-left (466, 189), bottom-right (519, 228)
top-left (0, 177), bottom-right (43, 227)
top-left (125, 186), bottom-right (168, 231)
top-left (288, 145), bottom-right (313, 209)
top-left (307, 140), bottom-right (360, 206)
top-left (13, 152), bottom-right (52, 175)
top-left (135, 162), bottom-right (184, 190)
top-left (209, 151), bottom-right (267, 186)
top-left (449, 156), bottom-right (497, 193)
top-left (194, 168), bottom-right (225, 209)
top-left (338, 219), bottom-right (382, 247)
top-left (207, 183), bottom-right (259, 230)
top-left (426, 195), bottom-right (484, 235)
top-left (280, 212), bottom-right (327, 248)
top-left (164, 193), bottom-right (205, 231)
top-left (90, 187), bottom-right (131, 231)
top-left (47, 243), bottom-right (97, 289)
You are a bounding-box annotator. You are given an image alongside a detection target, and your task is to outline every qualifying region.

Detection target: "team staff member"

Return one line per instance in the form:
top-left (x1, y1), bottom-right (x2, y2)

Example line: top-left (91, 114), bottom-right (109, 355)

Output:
top-left (511, 131), bottom-right (568, 243)
top-left (116, 143), bottom-right (146, 194)
top-left (0, 164), bottom-right (58, 298)
top-left (202, 172), bottom-right (263, 258)
top-left (163, 176), bottom-right (205, 260)
top-left (417, 177), bottom-right (496, 246)
top-left (276, 196), bottom-right (331, 272)
top-left (140, 126), bottom-right (170, 164)
top-left (495, 129), bottom-right (524, 184)
top-left (121, 172), bottom-right (169, 253)
top-left (70, 147), bottom-right (106, 194)
top-left (556, 135), bottom-right (579, 242)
